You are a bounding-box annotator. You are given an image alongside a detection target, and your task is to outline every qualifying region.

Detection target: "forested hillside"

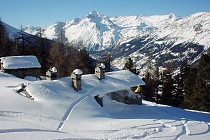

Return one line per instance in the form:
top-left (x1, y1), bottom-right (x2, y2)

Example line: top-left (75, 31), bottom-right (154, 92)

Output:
top-left (0, 20), bottom-right (96, 77)
top-left (136, 51), bottom-right (210, 112)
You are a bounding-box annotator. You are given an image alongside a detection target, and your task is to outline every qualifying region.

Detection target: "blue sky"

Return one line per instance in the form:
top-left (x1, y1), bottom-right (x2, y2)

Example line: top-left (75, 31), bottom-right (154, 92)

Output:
top-left (1, 0), bottom-right (210, 28)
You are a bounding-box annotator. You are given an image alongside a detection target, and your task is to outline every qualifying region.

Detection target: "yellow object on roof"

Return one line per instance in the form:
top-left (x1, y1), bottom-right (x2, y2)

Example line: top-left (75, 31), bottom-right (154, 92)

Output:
top-left (135, 84), bottom-right (141, 93)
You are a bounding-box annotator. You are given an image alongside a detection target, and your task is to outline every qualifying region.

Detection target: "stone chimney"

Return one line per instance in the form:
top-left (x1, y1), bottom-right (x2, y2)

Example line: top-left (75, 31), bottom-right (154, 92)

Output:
top-left (46, 67), bottom-right (58, 80)
top-left (95, 63), bottom-right (105, 80)
top-left (71, 69), bottom-right (83, 91)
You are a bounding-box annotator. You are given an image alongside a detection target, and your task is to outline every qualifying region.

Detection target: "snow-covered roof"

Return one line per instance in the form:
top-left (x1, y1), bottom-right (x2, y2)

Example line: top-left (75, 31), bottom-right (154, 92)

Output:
top-left (26, 70), bottom-right (145, 102)
top-left (0, 55), bottom-right (41, 69)
top-left (72, 69), bottom-right (83, 75)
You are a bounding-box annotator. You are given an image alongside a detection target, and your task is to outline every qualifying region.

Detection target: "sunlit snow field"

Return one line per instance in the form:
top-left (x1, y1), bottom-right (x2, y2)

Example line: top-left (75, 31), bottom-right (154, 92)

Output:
top-left (0, 71), bottom-right (209, 139)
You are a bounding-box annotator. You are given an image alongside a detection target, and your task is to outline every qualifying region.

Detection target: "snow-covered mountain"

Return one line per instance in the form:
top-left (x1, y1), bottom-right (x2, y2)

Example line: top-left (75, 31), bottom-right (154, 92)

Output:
top-left (111, 12), bottom-right (210, 73)
top-left (22, 11), bottom-right (210, 72)
top-left (23, 11), bottom-right (179, 51)
top-left (154, 12), bottom-right (210, 49)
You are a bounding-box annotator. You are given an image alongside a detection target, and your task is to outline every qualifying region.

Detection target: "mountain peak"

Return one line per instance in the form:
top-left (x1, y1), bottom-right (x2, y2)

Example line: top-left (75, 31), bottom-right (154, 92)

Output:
top-left (88, 11), bottom-right (98, 15)
top-left (168, 13), bottom-right (176, 19)
top-left (87, 11), bottom-right (104, 19)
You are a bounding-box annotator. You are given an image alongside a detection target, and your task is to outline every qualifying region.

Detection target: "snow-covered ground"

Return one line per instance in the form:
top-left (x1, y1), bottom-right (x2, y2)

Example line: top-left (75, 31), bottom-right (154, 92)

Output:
top-left (0, 70), bottom-right (209, 139)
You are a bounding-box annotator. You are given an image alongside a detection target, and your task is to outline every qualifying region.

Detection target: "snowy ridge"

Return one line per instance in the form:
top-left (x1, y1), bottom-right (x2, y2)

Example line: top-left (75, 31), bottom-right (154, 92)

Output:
top-left (156, 12), bottom-right (210, 47)
top-left (2, 22), bottom-right (20, 38)
top-left (110, 13), bottom-right (178, 28)
top-left (22, 25), bottom-right (40, 35)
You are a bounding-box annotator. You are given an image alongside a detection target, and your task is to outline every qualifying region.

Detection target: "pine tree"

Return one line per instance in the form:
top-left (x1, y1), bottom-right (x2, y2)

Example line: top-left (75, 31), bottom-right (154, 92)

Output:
top-left (193, 76), bottom-right (208, 111)
top-left (124, 57), bottom-right (133, 70)
top-left (182, 68), bottom-right (197, 109)
top-left (193, 51), bottom-right (210, 111)
top-left (142, 64), bottom-right (159, 101)
top-left (143, 71), bottom-right (156, 101)
top-left (0, 19), bottom-right (9, 57)
top-left (160, 70), bottom-right (175, 105)
top-left (156, 62), bottom-right (175, 105)
top-left (180, 62), bottom-right (190, 82)
top-left (153, 66), bottom-right (161, 102)
top-left (182, 50), bottom-right (210, 112)
top-left (172, 62), bottom-right (190, 107)
top-left (123, 57), bottom-right (138, 74)
top-left (173, 73), bottom-right (183, 107)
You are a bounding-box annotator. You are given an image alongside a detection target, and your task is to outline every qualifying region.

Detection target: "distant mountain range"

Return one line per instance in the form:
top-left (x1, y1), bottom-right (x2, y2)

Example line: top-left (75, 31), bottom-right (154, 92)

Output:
top-left (23, 11), bottom-right (181, 51)
top-left (3, 11), bottom-right (210, 73)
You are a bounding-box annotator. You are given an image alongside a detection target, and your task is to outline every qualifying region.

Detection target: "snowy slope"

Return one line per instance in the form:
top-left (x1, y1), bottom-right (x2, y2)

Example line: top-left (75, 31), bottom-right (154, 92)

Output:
top-left (111, 12), bottom-right (210, 75)
top-left (0, 71), bottom-right (209, 139)
top-left (2, 22), bottom-right (20, 38)
top-left (156, 12), bottom-right (210, 48)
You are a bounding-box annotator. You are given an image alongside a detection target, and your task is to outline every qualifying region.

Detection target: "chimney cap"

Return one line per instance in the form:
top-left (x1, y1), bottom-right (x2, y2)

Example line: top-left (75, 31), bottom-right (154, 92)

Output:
top-left (51, 67), bottom-right (57, 73)
top-left (73, 69), bottom-right (83, 75)
top-left (98, 63), bottom-right (105, 69)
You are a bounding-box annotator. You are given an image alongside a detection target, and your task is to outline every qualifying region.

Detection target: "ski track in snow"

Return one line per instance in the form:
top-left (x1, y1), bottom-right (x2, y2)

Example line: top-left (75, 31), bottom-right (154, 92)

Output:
top-left (56, 81), bottom-right (102, 131)
top-left (56, 89), bottom-right (95, 131)
top-left (147, 102), bottom-right (210, 140)
top-left (56, 76), bottom-right (124, 131)
top-left (149, 102), bottom-right (190, 139)
top-left (175, 119), bottom-right (188, 140)
top-left (186, 121), bottom-right (210, 136)
top-left (105, 122), bottom-right (162, 139)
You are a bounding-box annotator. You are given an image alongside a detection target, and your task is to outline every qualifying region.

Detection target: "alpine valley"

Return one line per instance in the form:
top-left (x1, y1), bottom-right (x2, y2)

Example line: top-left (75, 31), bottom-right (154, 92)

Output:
top-left (18, 11), bottom-right (210, 72)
